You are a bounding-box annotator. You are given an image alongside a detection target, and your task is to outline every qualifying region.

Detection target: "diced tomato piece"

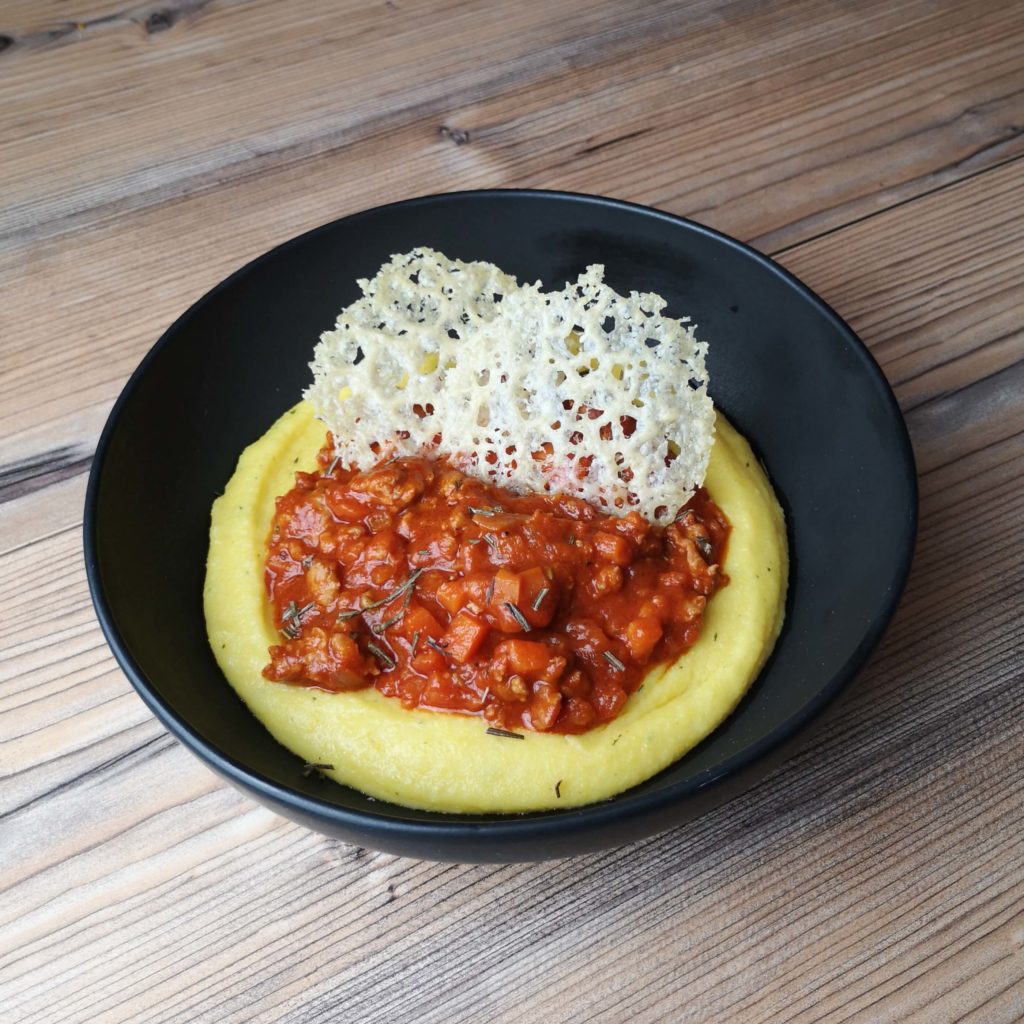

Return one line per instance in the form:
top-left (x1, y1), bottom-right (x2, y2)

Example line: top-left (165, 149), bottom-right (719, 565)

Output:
top-left (443, 610), bottom-right (490, 664)
top-left (592, 530), bottom-right (632, 565)
top-left (625, 616), bottom-right (663, 661)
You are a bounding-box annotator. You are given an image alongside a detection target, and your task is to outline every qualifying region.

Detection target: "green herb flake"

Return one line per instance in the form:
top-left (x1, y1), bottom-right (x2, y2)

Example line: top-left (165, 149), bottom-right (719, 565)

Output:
top-left (366, 642), bottom-right (395, 671)
top-left (361, 569), bottom-right (423, 611)
top-left (505, 602), bottom-right (532, 632)
top-left (603, 650), bottom-right (626, 671)
top-left (486, 727), bottom-right (524, 740)
top-left (425, 637), bottom-right (450, 658)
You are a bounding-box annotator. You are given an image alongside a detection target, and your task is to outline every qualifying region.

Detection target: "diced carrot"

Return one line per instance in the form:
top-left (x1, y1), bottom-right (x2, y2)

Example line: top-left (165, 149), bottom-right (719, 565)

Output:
top-left (400, 602), bottom-right (444, 641)
top-left (489, 567), bottom-right (521, 607)
top-left (435, 578), bottom-right (468, 616)
top-left (511, 567), bottom-right (558, 627)
top-left (411, 647), bottom-right (446, 674)
top-left (443, 610), bottom-right (490, 664)
top-left (497, 638), bottom-right (552, 675)
top-left (516, 567), bottom-right (548, 604)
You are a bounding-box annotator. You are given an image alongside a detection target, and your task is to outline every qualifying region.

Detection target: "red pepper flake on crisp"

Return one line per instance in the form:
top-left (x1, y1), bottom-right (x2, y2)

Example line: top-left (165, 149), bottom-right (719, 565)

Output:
top-left (262, 437), bottom-right (730, 735)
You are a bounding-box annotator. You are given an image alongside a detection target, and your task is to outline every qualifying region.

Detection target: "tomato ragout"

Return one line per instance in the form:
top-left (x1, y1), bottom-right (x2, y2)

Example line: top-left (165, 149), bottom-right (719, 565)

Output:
top-left (264, 438), bottom-right (729, 734)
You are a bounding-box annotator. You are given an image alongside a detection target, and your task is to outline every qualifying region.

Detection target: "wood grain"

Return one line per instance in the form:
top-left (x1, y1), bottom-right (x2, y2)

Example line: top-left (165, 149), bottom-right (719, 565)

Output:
top-left (4, 0), bottom-right (1024, 527)
top-left (1, 1), bottom-right (1023, 1021)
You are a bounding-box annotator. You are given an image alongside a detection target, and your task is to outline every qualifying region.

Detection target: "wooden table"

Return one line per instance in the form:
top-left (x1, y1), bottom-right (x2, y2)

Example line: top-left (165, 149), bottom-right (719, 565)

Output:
top-left (2, 1), bottom-right (1022, 1020)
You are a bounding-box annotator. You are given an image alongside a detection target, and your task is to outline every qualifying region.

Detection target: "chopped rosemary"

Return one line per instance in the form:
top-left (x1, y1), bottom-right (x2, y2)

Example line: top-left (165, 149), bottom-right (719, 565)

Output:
top-left (568, 533), bottom-right (577, 546)
top-left (410, 631), bottom-right (421, 658)
top-left (281, 622), bottom-right (301, 640)
top-left (425, 636), bottom-right (450, 658)
top-left (361, 569), bottom-right (423, 611)
top-left (483, 533), bottom-right (497, 550)
top-left (532, 587), bottom-right (549, 611)
top-left (325, 455), bottom-right (341, 477)
top-left (469, 505), bottom-right (505, 516)
top-left (284, 601), bottom-right (315, 622)
top-left (336, 608), bottom-right (362, 622)
top-left (486, 726), bottom-right (524, 740)
top-left (695, 535), bottom-right (713, 561)
top-left (376, 589), bottom-right (411, 626)
top-left (603, 650), bottom-right (626, 671)
top-left (302, 762), bottom-right (334, 778)
top-left (505, 602), bottom-right (532, 632)
top-left (366, 641), bottom-right (395, 670)
top-left (484, 577), bottom-right (495, 605)
top-left (555, 780), bottom-right (562, 798)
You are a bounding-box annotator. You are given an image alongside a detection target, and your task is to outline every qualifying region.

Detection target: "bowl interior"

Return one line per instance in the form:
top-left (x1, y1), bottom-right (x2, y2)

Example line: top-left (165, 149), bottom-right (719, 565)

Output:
top-left (87, 192), bottom-right (916, 836)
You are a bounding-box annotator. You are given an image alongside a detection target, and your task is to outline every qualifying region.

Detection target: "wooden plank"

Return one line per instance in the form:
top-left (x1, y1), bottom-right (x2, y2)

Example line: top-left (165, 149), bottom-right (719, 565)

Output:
top-left (2, 3), bottom-right (1023, 1019)
top-left (1, 0), bottom-right (1022, 252)
top-left (780, 164), bottom-right (1024, 414)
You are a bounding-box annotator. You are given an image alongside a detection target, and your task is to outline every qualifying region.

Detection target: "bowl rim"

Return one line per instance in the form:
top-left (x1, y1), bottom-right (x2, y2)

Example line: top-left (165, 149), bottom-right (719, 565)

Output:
top-left (84, 187), bottom-right (918, 843)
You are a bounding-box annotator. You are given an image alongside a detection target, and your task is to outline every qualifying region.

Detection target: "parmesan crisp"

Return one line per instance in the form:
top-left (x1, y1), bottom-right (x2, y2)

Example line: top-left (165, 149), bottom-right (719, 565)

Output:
top-left (306, 248), bottom-right (714, 520)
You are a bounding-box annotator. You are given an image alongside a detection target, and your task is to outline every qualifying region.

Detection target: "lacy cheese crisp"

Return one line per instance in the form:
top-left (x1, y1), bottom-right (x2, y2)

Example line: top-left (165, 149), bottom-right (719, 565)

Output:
top-left (306, 249), bottom-right (714, 520)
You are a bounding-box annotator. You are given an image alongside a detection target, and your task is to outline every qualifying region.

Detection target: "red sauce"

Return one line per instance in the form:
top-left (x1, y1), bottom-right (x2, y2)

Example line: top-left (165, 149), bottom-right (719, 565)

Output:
top-left (263, 437), bottom-right (729, 734)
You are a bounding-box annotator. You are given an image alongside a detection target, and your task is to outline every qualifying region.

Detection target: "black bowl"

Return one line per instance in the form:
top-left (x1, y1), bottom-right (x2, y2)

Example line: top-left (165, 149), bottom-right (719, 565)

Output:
top-left (84, 190), bottom-right (916, 862)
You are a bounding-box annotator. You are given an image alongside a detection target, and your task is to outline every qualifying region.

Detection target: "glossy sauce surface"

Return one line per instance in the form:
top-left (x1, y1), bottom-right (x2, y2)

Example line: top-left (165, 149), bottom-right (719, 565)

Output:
top-left (264, 438), bottom-right (729, 733)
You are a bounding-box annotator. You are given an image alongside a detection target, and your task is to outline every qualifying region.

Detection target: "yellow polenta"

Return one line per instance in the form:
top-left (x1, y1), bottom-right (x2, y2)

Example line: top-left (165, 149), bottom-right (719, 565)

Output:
top-left (204, 401), bottom-right (787, 813)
